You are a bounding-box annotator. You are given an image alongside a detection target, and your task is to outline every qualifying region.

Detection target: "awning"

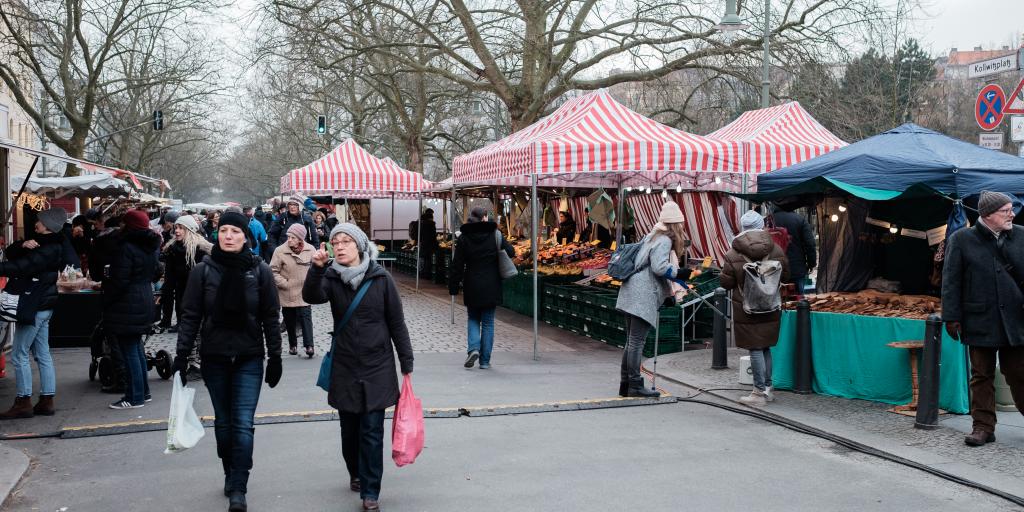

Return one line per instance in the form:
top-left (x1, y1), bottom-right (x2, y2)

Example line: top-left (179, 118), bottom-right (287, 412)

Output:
top-left (280, 139), bottom-right (428, 198)
top-left (11, 174), bottom-right (133, 199)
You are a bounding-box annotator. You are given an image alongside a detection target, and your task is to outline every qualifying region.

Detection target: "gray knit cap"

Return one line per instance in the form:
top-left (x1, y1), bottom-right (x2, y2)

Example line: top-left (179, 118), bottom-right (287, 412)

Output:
top-left (329, 222), bottom-right (378, 260)
top-left (37, 208), bottom-right (68, 234)
top-left (740, 210), bottom-right (765, 231)
top-left (978, 190), bottom-right (1013, 217)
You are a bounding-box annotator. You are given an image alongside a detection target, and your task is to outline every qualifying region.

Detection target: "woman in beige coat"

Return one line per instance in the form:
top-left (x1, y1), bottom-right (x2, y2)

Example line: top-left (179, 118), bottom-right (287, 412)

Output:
top-left (271, 223), bottom-right (316, 357)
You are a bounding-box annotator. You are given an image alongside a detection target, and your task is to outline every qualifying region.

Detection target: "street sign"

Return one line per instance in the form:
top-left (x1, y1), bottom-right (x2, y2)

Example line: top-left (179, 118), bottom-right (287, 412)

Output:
top-left (980, 132), bottom-right (1004, 150)
top-left (976, 84), bottom-right (1006, 130)
top-left (967, 53), bottom-right (1020, 79)
top-left (1004, 78), bottom-right (1024, 115)
top-left (1012, 116), bottom-right (1024, 142)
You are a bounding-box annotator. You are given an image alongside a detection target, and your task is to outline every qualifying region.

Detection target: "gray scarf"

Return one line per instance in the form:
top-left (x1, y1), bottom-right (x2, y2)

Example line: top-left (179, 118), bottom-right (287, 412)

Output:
top-left (331, 251), bottom-right (371, 290)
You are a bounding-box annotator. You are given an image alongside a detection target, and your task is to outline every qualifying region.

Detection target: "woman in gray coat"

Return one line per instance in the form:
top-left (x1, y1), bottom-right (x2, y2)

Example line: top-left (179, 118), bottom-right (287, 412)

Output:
top-left (615, 202), bottom-right (691, 397)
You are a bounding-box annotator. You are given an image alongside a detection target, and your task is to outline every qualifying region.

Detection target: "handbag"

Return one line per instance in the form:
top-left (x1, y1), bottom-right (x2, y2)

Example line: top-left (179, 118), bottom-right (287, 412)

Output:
top-left (495, 231), bottom-right (517, 280)
top-left (316, 279), bottom-right (374, 392)
top-left (0, 291), bottom-right (19, 322)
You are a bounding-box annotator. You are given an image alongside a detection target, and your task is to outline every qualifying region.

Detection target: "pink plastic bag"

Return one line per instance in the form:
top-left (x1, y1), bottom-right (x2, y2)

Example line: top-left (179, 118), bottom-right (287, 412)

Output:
top-left (392, 374), bottom-right (424, 466)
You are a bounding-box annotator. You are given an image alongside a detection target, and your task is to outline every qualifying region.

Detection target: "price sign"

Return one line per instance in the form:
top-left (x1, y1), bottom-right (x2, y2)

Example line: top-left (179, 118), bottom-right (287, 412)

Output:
top-left (573, 233), bottom-right (581, 242)
top-left (610, 242), bottom-right (617, 251)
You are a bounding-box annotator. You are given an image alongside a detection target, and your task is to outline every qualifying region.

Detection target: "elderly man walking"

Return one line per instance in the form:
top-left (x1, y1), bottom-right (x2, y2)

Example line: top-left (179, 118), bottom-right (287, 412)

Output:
top-left (942, 190), bottom-right (1024, 446)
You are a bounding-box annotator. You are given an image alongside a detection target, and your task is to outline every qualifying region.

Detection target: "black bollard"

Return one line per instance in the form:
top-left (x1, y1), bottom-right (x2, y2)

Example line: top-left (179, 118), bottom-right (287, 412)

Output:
top-left (711, 288), bottom-right (728, 369)
top-left (915, 314), bottom-right (943, 430)
top-left (793, 299), bottom-right (813, 394)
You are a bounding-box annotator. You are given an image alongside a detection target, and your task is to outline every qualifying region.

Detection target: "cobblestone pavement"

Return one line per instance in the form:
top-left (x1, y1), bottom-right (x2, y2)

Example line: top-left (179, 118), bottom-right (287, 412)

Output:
top-left (147, 283), bottom-right (574, 355)
top-left (655, 348), bottom-right (1024, 481)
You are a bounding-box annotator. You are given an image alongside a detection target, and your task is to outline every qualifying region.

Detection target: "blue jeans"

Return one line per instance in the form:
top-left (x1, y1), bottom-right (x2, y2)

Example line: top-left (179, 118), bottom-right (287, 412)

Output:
top-left (202, 355), bottom-right (264, 494)
top-left (10, 309), bottom-right (55, 397)
top-left (117, 335), bottom-right (149, 405)
top-left (339, 409), bottom-right (386, 501)
top-left (749, 348), bottom-right (773, 391)
top-left (466, 307), bottom-right (496, 365)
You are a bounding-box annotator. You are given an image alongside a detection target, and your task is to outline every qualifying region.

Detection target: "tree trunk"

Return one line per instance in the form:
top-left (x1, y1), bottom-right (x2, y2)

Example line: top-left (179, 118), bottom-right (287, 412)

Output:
top-left (63, 130), bottom-right (89, 177)
top-left (404, 135), bottom-right (424, 174)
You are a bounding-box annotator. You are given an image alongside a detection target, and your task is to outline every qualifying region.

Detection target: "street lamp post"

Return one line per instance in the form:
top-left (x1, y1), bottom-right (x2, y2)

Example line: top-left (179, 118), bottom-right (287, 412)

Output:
top-left (717, 0), bottom-right (771, 108)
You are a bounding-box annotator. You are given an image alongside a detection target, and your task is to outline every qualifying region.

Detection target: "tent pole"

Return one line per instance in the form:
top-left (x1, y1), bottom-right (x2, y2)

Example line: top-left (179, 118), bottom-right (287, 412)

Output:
top-left (615, 180), bottom-right (625, 245)
top-left (390, 192), bottom-right (395, 251)
top-left (450, 182), bottom-right (457, 325)
top-left (532, 173), bottom-right (539, 361)
top-left (416, 192), bottom-right (422, 291)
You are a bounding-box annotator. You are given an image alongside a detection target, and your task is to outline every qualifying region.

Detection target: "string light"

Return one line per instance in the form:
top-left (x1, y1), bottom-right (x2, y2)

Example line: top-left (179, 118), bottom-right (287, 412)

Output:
top-left (714, 176), bottom-right (722, 184)
top-left (676, 183), bottom-right (682, 193)
top-left (838, 205), bottom-right (847, 212)
top-left (625, 186), bottom-right (632, 192)
top-left (661, 189), bottom-right (668, 198)
top-left (889, 226), bottom-right (899, 234)
top-left (830, 214), bottom-right (839, 222)
top-left (645, 187), bottom-right (652, 194)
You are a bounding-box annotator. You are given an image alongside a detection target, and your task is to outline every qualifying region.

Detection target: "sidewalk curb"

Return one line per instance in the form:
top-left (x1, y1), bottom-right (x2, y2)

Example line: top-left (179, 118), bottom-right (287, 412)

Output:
top-left (0, 441), bottom-right (29, 507)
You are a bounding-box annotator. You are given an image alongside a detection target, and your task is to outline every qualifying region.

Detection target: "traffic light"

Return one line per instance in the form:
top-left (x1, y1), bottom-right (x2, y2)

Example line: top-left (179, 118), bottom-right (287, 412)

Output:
top-left (152, 110), bottom-right (163, 130)
top-left (317, 115), bottom-right (327, 135)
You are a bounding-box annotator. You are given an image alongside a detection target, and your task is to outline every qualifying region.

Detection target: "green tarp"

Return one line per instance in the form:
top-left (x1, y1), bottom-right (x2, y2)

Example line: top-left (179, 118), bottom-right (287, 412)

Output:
top-left (771, 311), bottom-right (969, 414)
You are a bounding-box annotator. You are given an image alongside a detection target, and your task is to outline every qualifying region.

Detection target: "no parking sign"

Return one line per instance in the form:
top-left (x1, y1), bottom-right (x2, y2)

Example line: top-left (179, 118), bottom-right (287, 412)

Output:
top-left (976, 84), bottom-right (1006, 131)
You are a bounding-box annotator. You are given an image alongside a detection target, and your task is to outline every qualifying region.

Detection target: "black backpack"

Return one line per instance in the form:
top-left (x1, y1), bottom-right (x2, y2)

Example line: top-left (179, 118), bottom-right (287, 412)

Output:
top-left (607, 241), bottom-right (648, 280)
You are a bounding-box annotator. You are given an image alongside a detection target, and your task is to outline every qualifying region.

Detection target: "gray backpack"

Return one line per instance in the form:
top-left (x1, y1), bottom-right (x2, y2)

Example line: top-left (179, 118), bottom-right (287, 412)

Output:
top-left (741, 255), bottom-right (783, 314)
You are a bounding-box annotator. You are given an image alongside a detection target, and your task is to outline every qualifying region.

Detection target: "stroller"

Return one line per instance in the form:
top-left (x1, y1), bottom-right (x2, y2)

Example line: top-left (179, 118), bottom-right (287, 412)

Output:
top-left (88, 319), bottom-right (172, 392)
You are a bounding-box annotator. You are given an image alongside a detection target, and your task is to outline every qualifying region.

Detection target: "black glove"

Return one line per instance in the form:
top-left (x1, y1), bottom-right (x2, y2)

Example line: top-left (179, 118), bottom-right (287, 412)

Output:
top-left (946, 322), bottom-right (961, 341)
top-left (171, 354), bottom-right (189, 386)
top-left (265, 356), bottom-right (282, 388)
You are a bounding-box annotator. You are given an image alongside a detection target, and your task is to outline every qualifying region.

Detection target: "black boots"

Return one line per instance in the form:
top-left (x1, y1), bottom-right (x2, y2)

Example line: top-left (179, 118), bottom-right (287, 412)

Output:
top-left (626, 379), bottom-right (660, 398)
top-left (227, 491), bottom-right (247, 511)
top-left (618, 381), bottom-right (628, 397)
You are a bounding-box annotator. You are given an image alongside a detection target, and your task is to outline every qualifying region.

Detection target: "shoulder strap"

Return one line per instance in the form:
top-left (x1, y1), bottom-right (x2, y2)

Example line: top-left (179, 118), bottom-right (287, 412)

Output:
top-left (332, 278), bottom-right (374, 339)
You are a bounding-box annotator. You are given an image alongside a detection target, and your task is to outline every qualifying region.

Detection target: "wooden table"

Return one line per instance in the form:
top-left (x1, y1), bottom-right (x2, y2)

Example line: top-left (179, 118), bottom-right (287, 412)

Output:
top-left (886, 340), bottom-right (946, 417)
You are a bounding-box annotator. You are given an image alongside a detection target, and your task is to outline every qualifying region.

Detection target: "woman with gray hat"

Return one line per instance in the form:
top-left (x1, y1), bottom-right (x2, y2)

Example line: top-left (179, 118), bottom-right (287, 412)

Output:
top-left (0, 208), bottom-right (69, 420)
top-left (303, 222), bottom-right (413, 512)
top-left (615, 201), bottom-right (692, 398)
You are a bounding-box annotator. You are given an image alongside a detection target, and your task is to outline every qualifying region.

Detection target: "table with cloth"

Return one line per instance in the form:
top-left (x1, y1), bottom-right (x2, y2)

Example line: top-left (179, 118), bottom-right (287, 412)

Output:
top-left (770, 310), bottom-right (970, 414)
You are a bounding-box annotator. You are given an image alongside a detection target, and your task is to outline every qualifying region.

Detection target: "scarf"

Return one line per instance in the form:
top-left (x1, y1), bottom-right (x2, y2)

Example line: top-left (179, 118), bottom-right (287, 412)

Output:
top-left (210, 245), bottom-right (255, 328)
top-left (331, 251), bottom-right (371, 290)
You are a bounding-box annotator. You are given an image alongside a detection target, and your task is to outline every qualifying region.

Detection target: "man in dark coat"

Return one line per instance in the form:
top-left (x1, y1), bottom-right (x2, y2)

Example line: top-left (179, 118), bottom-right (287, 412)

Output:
top-left (942, 190), bottom-right (1024, 446)
top-left (268, 195), bottom-right (319, 249)
top-left (409, 209), bottom-right (438, 279)
top-left (448, 207), bottom-right (514, 369)
top-left (770, 205), bottom-right (817, 289)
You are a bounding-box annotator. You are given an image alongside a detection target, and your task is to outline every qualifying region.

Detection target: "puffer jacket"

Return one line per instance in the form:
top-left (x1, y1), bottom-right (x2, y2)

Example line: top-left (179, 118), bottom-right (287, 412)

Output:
top-left (176, 255), bottom-right (282, 359)
top-left (162, 240), bottom-right (211, 298)
top-left (303, 261), bottom-right (413, 414)
top-left (102, 228), bottom-right (162, 335)
top-left (720, 230), bottom-right (790, 350)
top-left (0, 232), bottom-right (65, 323)
top-left (448, 221), bottom-right (514, 310)
top-left (270, 241), bottom-right (314, 307)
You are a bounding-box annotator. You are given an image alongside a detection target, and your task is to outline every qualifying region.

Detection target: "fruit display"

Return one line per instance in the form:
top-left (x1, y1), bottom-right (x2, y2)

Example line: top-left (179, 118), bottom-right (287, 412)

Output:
top-left (785, 290), bottom-right (940, 320)
top-left (538, 264), bottom-right (582, 276)
top-left (578, 251), bottom-right (612, 270)
top-left (592, 274), bottom-right (622, 288)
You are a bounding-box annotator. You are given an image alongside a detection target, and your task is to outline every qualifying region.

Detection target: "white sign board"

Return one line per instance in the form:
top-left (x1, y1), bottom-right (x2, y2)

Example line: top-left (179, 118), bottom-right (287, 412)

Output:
top-left (980, 132), bottom-right (1004, 150)
top-left (1012, 116), bottom-right (1024, 142)
top-left (968, 54), bottom-right (1019, 79)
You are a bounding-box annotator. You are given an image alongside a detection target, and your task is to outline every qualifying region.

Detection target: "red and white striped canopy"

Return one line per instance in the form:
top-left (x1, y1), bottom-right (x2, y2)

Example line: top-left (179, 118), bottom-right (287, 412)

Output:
top-left (708, 102), bottom-right (846, 175)
top-left (280, 139), bottom-right (428, 197)
top-left (453, 90), bottom-right (742, 188)
top-left (628, 193), bottom-right (739, 265)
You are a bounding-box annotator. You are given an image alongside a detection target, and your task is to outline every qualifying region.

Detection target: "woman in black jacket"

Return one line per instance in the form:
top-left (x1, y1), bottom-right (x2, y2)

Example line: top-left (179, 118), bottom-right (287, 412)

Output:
top-left (303, 222), bottom-right (413, 512)
top-left (162, 215), bottom-right (213, 334)
top-left (104, 209), bottom-right (162, 410)
top-left (0, 208), bottom-right (67, 420)
top-left (448, 207), bottom-right (514, 369)
top-left (174, 211), bottom-right (282, 512)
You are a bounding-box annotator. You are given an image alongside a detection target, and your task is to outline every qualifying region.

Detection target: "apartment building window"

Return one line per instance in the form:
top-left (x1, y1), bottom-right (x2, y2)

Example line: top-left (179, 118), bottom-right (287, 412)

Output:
top-left (0, 104), bottom-right (9, 139)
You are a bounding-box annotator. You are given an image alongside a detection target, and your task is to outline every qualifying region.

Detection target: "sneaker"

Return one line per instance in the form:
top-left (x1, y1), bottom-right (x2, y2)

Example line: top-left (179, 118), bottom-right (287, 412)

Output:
top-left (479, 363), bottom-right (491, 369)
top-left (145, 394), bottom-right (153, 403)
top-left (763, 387), bottom-right (776, 402)
top-left (464, 351), bottom-right (479, 368)
top-left (738, 390), bottom-right (767, 407)
top-left (109, 399), bottom-right (144, 410)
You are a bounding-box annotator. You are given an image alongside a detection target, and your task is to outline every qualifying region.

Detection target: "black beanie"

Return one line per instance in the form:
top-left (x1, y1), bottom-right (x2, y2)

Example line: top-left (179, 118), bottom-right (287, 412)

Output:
top-left (218, 211), bottom-right (251, 238)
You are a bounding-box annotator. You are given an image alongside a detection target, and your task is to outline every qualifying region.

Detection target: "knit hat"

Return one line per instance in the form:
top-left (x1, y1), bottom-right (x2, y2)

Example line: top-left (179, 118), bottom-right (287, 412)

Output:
top-left (287, 194), bottom-right (305, 206)
top-left (740, 210), bottom-right (765, 231)
top-left (979, 190), bottom-right (1013, 217)
top-left (658, 202), bottom-right (685, 224)
top-left (37, 208), bottom-right (68, 234)
top-left (329, 222), bottom-right (377, 260)
top-left (122, 209), bottom-right (150, 231)
top-left (218, 211), bottom-right (251, 237)
top-left (286, 223), bottom-right (307, 240)
top-left (175, 215), bottom-right (200, 234)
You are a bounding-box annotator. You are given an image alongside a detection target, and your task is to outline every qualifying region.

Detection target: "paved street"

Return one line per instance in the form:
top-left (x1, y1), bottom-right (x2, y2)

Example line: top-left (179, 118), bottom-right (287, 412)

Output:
top-left (1, 278), bottom-right (1023, 511)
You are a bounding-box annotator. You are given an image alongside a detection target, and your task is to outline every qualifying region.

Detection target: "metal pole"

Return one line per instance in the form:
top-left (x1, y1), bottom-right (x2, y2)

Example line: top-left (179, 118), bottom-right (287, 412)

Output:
top-left (390, 192), bottom-right (395, 252)
top-left (615, 180), bottom-right (625, 245)
top-left (712, 288), bottom-right (728, 369)
top-left (761, 0), bottom-right (771, 109)
top-left (794, 299), bottom-right (813, 394)
top-left (915, 314), bottom-right (943, 430)
top-left (450, 182), bottom-right (456, 325)
top-left (416, 192), bottom-right (422, 291)
top-left (531, 173), bottom-right (539, 361)
top-left (651, 313), bottom-right (660, 390)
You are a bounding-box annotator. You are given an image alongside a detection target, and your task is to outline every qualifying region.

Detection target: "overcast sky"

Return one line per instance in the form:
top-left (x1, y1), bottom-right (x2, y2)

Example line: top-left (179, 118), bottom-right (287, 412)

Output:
top-left (915, 0), bottom-right (1023, 54)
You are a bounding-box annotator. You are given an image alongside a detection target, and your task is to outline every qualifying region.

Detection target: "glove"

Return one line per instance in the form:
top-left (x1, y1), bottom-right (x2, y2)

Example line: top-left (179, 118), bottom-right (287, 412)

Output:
top-left (265, 356), bottom-right (282, 388)
top-left (945, 322), bottom-right (961, 341)
top-left (171, 354), bottom-right (189, 386)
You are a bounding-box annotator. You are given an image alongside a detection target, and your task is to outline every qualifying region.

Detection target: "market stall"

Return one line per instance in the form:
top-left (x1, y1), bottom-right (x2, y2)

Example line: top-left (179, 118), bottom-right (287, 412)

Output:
top-left (749, 123), bottom-right (1024, 413)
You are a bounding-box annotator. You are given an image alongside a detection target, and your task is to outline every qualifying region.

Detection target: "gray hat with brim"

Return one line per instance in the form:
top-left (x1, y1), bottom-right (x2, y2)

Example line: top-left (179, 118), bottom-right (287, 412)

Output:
top-left (38, 208), bottom-right (68, 234)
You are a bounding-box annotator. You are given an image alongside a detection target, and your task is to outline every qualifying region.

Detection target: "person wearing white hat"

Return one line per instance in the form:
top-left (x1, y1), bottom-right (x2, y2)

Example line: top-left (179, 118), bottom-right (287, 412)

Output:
top-left (615, 201), bottom-right (692, 398)
top-left (161, 214), bottom-right (214, 336)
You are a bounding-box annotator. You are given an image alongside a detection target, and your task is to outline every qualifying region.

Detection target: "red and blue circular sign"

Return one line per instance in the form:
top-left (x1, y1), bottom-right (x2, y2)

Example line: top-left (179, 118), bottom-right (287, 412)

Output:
top-left (976, 84), bottom-right (1005, 131)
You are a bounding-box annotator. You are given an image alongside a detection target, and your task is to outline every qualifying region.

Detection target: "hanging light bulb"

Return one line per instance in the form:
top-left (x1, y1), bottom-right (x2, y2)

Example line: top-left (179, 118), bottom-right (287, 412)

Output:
top-left (645, 186), bottom-right (652, 194)
top-left (661, 189), bottom-right (668, 198)
top-left (676, 183), bottom-right (682, 193)
top-left (625, 186), bottom-right (632, 192)
top-left (838, 204), bottom-right (847, 212)
top-left (830, 214), bottom-right (839, 222)
top-left (889, 226), bottom-right (899, 234)
top-left (714, 176), bottom-right (722, 184)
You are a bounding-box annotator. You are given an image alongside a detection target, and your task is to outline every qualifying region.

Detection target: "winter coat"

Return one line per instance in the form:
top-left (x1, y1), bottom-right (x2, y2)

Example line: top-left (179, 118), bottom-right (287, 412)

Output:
top-left (176, 256), bottom-right (283, 359)
top-left (770, 210), bottom-right (816, 281)
top-left (557, 219), bottom-right (577, 244)
top-left (448, 221), bottom-right (514, 310)
top-left (410, 218), bottom-right (438, 255)
top-left (719, 230), bottom-right (791, 350)
top-left (162, 240), bottom-right (210, 299)
top-left (248, 218), bottom-right (268, 258)
top-left (0, 233), bottom-right (65, 321)
top-left (270, 241), bottom-right (314, 307)
top-left (302, 261), bottom-right (414, 414)
top-left (88, 228), bottom-right (120, 282)
top-left (941, 223), bottom-right (1024, 348)
top-left (616, 234), bottom-right (678, 327)
top-left (269, 212), bottom-right (319, 248)
top-left (102, 229), bottom-right (162, 335)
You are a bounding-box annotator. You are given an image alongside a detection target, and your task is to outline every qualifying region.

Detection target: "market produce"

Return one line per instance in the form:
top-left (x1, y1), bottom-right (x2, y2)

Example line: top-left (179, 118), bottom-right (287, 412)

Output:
top-left (787, 290), bottom-right (940, 320)
top-left (538, 264), bottom-right (582, 276)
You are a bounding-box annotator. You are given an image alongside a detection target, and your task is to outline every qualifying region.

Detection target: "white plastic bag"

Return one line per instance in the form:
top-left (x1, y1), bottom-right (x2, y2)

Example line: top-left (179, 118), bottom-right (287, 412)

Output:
top-left (164, 371), bottom-right (204, 454)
